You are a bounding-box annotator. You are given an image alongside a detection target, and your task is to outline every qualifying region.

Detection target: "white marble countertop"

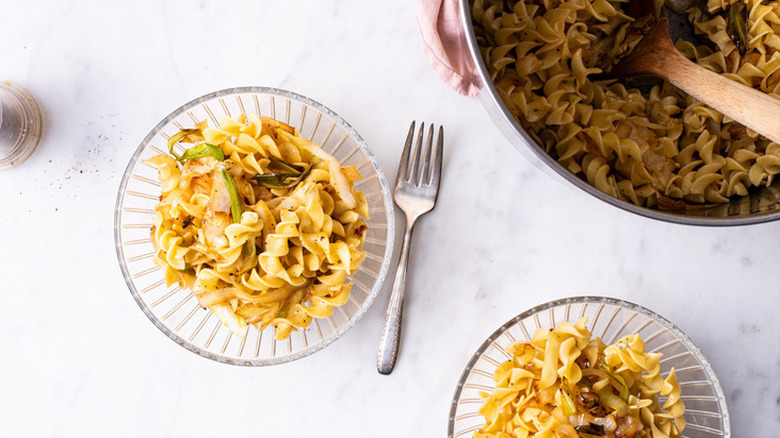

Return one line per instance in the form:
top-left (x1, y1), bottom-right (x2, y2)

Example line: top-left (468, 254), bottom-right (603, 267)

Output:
top-left (1, 1), bottom-right (778, 436)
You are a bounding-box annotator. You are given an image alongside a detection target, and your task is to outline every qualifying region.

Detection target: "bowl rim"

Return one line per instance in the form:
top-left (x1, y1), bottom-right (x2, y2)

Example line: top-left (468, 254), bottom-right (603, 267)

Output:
top-left (458, 0), bottom-right (780, 226)
top-left (113, 86), bottom-right (395, 366)
top-left (447, 295), bottom-right (731, 437)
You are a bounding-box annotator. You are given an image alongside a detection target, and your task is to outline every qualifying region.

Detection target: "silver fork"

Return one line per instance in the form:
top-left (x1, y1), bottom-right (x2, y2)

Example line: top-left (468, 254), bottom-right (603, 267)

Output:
top-left (377, 121), bottom-right (443, 375)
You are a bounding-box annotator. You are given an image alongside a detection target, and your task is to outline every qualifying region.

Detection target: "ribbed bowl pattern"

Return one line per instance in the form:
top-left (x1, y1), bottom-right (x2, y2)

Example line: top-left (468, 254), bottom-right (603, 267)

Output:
top-left (115, 87), bottom-right (394, 366)
top-left (449, 296), bottom-right (730, 438)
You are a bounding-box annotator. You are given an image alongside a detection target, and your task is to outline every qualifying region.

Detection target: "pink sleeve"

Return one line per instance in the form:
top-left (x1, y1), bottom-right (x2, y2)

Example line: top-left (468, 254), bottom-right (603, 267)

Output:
top-left (417, 0), bottom-right (483, 97)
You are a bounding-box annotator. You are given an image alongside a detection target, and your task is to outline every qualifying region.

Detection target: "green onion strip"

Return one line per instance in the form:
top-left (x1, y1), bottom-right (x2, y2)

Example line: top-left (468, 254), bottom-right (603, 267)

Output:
top-left (221, 170), bottom-right (243, 224)
top-left (250, 156), bottom-right (312, 189)
top-left (727, 3), bottom-right (749, 56)
top-left (167, 128), bottom-right (225, 162)
top-left (600, 361), bottom-right (631, 402)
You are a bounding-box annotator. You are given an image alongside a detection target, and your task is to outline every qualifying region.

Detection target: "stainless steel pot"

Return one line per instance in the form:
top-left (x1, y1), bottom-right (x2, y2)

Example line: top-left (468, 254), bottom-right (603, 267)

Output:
top-left (458, 0), bottom-right (780, 226)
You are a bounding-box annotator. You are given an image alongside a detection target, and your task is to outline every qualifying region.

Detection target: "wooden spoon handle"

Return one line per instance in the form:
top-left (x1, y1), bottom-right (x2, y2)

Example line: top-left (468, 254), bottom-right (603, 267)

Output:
top-left (652, 48), bottom-right (780, 144)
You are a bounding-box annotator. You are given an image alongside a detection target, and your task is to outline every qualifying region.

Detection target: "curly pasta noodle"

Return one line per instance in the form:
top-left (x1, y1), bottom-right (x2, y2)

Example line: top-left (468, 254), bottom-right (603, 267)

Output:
top-left (472, 0), bottom-right (780, 208)
top-left (146, 114), bottom-right (368, 340)
top-left (475, 318), bottom-right (685, 438)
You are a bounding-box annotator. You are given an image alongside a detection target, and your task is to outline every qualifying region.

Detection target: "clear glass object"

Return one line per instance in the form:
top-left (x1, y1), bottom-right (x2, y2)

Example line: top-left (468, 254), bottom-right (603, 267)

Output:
top-left (114, 87), bottom-right (394, 366)
top-left (0, 82), bottom-right (43, 169)
top-left (448, 296), bottom-right (730, 438)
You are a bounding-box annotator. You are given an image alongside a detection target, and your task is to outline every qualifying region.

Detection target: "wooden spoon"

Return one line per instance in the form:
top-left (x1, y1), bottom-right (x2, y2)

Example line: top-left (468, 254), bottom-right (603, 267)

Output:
top-left (601, 8), bottom-right (780, 144)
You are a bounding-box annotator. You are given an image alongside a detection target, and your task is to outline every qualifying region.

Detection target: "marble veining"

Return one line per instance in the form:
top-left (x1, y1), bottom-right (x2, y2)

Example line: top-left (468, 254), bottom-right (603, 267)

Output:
top-left (0, 0), bottom-right (778, 436)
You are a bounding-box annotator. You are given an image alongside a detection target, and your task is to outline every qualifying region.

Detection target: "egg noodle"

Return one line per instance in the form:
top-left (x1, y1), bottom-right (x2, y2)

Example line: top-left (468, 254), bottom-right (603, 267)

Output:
top-left (475, 318), bottom-right (685, 438)
top-left (472, 0), bottom-right (780, 209)
top-left (145, 114), bottom-right (369, 340)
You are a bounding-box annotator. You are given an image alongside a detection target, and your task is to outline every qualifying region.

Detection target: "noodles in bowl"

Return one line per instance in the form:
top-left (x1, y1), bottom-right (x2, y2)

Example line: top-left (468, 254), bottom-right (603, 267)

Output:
top-left (146, 114), bottom-right (369, 341)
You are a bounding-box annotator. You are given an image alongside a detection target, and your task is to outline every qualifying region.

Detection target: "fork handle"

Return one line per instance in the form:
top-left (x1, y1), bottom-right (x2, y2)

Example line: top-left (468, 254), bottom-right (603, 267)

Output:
top-left (377, 216), bottom-right (417, 375)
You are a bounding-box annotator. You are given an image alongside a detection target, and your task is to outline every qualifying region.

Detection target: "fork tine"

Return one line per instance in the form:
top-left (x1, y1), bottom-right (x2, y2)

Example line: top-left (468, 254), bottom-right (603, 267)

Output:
top-left (420, 124), bottom-right (435, 186)
top-left (397, 121), bottom-right (416, 182)
top-left (430, 126), bottom-right (443, 185)
top-left (409, 122), bottom-right (425, 183)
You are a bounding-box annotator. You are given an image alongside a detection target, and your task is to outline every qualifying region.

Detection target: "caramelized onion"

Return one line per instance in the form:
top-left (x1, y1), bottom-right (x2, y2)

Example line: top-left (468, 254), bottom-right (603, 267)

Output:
top-left (616, 415), bottom-right (641, 438)
top-left (210, 172), bottom-right (231, 213)
top-left (603, 414), bottom-right (618, 432)
top-left (195, 287), bottom-right (237, 307)
top-left (568, 413), bottom-right (589, 428)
